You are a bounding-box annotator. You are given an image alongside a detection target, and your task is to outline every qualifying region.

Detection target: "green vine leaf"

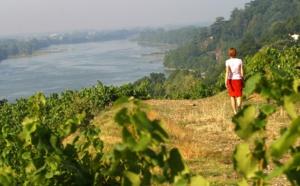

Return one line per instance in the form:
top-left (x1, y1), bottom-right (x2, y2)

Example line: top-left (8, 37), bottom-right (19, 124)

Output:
top-left (266, 167), bottom-right (284, 182)
top-left (292, 79), bottom-right (300, 92)
top-left (237, 178), bottom-right (249, 186)
top-left (132, 110), bottom-right (153, 131)
top-left (168, 148), bottom-right (189, 180)
top-left (173, 178), bottom-right (188, 186)
top-left (234, 142), bottom-right (259, 179)
top-left (123, 170), bottom-right (141, 186)
top-left (284, 93), bottom-right (300, 119)
top-left (22, 152), bottom-right (31, 160)
top-left (190, 175), bottom-right (210, 186)
top-left (267, 153), bottom-right (300, 184)
top-left (45, 171), bottom-right (54, 179)
top-left (284, 95), bottom-right (298, 119)
top-left (121, 126), bottom-right (136, 147)
top-left (131, 134), bottom-right (151, 151)
top-left (282, 152), bottom-right (300, 184)
top-left (261, 104), bottom-right (277, 115)
top-left (115, 108), bottom-right (130, 127)
top-left (233, 105), bottom-right (260, 140)
top-left (243, 73), bottom-right (261, 98)
top-left (113, 96), bottom-right (133, 107)
top-left (0, 166), bottom-right (15, 186)
top-left (270, 117), bottom-right (300, 159)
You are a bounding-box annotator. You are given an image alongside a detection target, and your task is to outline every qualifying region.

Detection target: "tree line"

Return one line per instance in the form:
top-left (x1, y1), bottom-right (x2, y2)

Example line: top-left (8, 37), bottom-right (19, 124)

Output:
top-left (138, 0), bottom-right (300, 88)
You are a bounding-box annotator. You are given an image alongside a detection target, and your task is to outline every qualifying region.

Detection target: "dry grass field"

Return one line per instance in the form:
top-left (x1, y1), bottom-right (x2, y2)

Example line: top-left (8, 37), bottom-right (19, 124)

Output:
top-left (92, 91), bottom-right (294, 185)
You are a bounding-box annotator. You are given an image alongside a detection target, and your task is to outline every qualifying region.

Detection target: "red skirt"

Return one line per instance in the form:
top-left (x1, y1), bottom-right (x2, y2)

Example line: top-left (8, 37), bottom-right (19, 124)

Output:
top-left (227, 79), bottom-right (243, 97)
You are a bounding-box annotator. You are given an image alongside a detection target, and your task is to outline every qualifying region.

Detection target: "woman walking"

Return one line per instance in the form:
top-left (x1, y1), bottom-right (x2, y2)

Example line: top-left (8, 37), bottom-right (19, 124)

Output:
top-left (225, 48), bottom-right (244, 114)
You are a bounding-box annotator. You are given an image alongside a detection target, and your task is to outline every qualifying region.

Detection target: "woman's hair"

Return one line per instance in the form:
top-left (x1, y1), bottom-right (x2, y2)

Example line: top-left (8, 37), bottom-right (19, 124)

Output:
top-left (228, 48), bottom-right (237, 58)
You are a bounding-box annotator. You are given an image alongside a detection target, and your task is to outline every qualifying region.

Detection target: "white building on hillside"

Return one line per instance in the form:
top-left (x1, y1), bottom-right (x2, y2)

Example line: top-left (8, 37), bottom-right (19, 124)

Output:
top-left (289, 34), bottom-right (299, 41)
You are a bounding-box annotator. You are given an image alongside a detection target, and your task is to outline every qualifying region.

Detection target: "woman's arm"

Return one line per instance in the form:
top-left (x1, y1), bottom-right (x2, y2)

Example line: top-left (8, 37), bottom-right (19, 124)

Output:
top-left (241, 65), bottom-right (244, 78)
top-left (241, 65), bottom-right (244, 87)
top-left (225, 66), bottom-right (229, 87)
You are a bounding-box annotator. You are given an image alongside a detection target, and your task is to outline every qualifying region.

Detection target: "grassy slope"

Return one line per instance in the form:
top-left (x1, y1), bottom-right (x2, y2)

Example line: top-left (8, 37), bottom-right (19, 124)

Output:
top-left (92, 91), bottom-right (291, 185)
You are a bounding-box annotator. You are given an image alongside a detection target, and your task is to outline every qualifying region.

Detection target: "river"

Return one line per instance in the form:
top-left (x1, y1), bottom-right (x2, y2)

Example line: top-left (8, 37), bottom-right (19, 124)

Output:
top-left (0, 39), bottom-right (171, 102)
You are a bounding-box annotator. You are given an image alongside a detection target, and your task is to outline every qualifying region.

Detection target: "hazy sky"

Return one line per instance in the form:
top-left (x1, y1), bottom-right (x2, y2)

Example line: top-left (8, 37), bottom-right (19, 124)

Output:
top-left (0, 0), bottom-right (251, 37)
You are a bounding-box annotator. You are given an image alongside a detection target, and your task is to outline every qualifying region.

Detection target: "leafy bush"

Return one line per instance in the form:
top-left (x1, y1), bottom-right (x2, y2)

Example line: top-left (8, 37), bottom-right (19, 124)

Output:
top-left (232, 45), bottom-right (300, 185)
top-left (0, 94), bottom-right (209, 185)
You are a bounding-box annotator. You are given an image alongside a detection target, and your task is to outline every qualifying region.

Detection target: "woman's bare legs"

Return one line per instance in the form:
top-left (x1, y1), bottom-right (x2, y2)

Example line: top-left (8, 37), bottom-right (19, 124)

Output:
top-left (231, 96), bottom-right (242, 114)
top-left (231, 97), bottom-right (237, 114)
top-left (236, 96), bottom-right (242, 112)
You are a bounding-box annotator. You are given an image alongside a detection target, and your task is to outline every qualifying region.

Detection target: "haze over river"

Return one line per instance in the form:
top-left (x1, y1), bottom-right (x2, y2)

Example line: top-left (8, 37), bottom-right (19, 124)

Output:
top-left (0, 40), bottom-right (170, 102)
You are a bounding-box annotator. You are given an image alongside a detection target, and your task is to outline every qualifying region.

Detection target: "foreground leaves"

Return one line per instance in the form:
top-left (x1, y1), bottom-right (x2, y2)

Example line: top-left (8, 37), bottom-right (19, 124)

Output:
top-left (233, 46), bottom-right (300, 185)
top-left (102, 97), bottom-right (208, 185)
top-left (0, 94), bottom-right (209, 185)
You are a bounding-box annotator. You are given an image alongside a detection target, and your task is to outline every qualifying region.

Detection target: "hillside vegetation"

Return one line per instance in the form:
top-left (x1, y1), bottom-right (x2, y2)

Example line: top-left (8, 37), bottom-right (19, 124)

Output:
top-left (139, 0), bottom-right (300, 87)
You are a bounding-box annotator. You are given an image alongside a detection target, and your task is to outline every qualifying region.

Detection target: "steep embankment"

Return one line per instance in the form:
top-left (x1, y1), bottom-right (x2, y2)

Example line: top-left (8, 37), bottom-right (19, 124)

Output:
top-left (92, 91), bottom-right (290, 185)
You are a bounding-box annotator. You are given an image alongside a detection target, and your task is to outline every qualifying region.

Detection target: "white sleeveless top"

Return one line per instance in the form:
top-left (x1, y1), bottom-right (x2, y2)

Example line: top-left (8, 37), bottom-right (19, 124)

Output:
top-left (225, 58), bottom-right (243, 79)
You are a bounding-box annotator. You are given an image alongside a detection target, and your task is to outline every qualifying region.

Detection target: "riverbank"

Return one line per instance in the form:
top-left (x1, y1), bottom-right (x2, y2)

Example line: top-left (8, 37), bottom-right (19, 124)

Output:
top-left (137, 41), bottom-right (178, 47)
top-left (7, 48), bottom-right (68, 59)
top-left (141, 52), bottom-right (165, 58)
top-left (164, 67), bottom-right (196, 72)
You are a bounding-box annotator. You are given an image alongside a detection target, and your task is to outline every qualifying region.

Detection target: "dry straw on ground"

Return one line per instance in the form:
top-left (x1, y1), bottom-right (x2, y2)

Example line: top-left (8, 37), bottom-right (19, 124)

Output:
top-left (92, 91), bottom-right (294, 185)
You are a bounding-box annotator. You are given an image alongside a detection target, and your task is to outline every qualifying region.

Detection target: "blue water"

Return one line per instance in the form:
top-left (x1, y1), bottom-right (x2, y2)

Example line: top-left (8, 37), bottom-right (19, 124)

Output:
top-left (0, 40), bottom-right (169, 102)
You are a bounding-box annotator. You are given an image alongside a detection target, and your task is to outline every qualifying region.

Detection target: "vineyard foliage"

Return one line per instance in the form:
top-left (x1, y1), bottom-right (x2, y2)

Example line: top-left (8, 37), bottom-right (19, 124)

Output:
top-left (0, 82), bottom-right (208, 185)
top-left (233, 45), bottom-right (300, 185)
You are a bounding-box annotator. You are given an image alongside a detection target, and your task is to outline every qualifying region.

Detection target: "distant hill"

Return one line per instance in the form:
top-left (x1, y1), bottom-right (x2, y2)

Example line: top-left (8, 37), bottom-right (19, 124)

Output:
top-left (155, 0), bottom-right (300, 86)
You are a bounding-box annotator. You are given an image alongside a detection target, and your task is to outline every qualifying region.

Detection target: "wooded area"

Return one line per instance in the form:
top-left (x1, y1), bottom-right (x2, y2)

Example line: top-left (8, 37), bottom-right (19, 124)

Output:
top-left (138, 0), bottom-right (300, 90)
